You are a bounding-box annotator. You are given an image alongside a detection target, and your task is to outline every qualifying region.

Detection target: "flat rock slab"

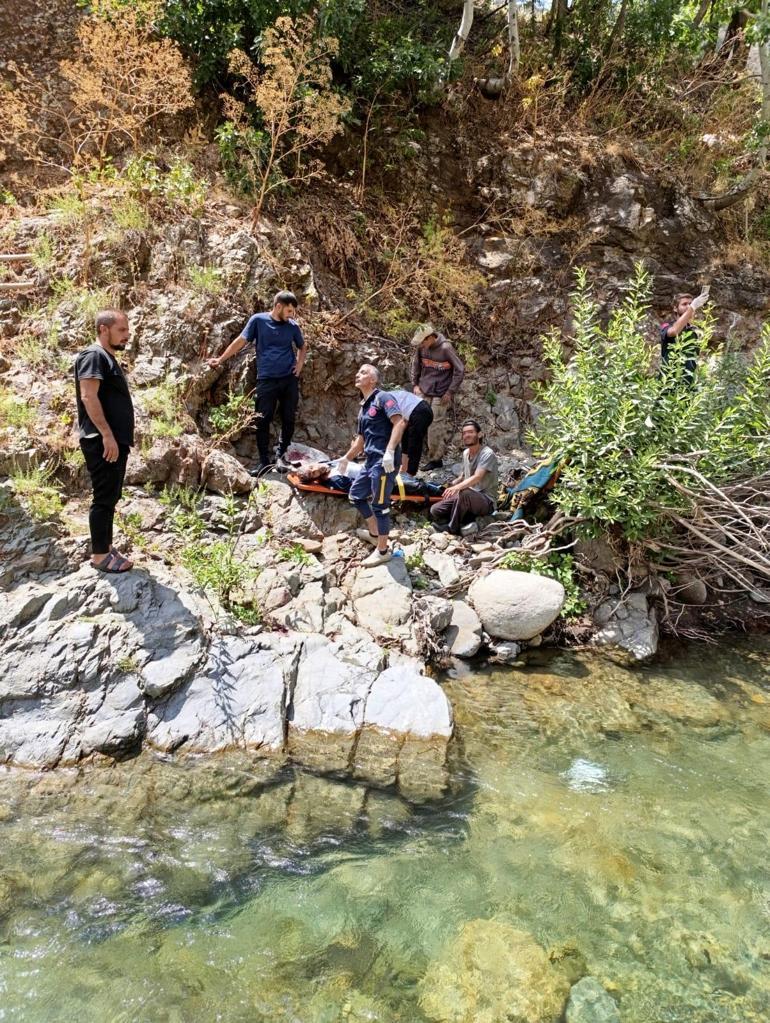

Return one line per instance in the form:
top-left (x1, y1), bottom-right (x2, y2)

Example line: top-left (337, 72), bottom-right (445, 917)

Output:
top-left (147, 635), bottom-right (293, 753)
top-left (446, 599), bottom-right (483, 658)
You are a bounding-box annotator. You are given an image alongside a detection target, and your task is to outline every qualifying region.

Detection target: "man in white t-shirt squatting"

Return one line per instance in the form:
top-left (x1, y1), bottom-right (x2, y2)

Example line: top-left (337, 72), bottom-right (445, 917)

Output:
top-left (429, 418), bottom-right (499, 536)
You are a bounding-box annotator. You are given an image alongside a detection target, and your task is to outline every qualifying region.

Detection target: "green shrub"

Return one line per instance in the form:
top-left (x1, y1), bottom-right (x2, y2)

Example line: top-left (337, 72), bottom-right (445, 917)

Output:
top-left (187, 264), bottom-right (225, 296)
top-left (9, 465), bottom-right (64, 520)
top-left (532, 264), bottom-right (770, 541)
top-left (0, 388), bottom-right (35, 430)
top-left (140, 381), bottom-right (186, 440)
top-left (209, 390), bottom-right (254, 436)
top-left (278, 542), bottom-right (312, 566)
top-left (122, 154), bottom-right (207, 213)
top-left (182, 539), bottom-right (252, 609)
top-left (159, 483), bottom-right (205, 539)
top-left (499, 550), bottom-right (587, 620)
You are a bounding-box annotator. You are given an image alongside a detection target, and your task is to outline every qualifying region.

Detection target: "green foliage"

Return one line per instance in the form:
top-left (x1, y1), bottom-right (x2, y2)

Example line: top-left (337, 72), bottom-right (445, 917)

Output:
top-left (9, 465), bottom-right (64, 520)
top-left (158, 0), bottom-right (451, 99)
top-left (166, 487), bottom-right (259, 614)
top-left (159, 482), bottom-right (205, 539)
top-left (117, 509), bottom-right (147, 551)
top-left (405, 550), bottom-right (425, 571)
top-left (499, 550), bottom-right (587, 620)
top-left (141, 380), bottom-right (185, 439)
top-left (182, 539), bottom-right (253, 609)
top-left (278, 542), bottom-right (312, 566)
top-left (116, 653), bottom-right (141, 674)
top-left (186, 264), bottom-right (225, 296)
top-left (48, 192), bottom-right (88, 225)
top-left (122, 154), bottom-right (207, 213)
top-left (209, 390), bottom-right (254, 436)
top-left (0, 388), bottom-right (35, 430)
top-left (31, 233), bottom-right (55, 272)
top-left (51, 278), bottom-right (112, 322)
top-left (216, 121), bottom-right (270, 197)
top-left (112, 195), bottom-right (149, 230)
top-left (532, 264), bottom-right (770, 542)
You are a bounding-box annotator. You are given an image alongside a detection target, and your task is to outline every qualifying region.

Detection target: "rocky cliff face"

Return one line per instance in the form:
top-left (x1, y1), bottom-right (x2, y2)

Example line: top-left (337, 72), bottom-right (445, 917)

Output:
top-left (2, 125), bottom-right (768, 779)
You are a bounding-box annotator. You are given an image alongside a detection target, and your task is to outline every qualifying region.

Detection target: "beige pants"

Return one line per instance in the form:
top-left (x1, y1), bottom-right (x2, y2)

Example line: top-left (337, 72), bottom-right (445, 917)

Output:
top-left (427, 396), bottom-right (454, 461)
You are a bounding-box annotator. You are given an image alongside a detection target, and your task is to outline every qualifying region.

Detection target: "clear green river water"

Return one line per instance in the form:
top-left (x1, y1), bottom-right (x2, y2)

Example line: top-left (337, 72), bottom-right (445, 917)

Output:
top-left (1, 642), bottom-right (769, 1023)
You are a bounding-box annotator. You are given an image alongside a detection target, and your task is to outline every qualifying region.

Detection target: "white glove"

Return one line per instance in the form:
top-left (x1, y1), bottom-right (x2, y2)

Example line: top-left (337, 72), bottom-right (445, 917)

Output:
top-left (382, 450), bottom-right (395, 473)
top-left (690, 287), bottom-right (710, 311)
top-left (337, 458), bottom-right (349, 476)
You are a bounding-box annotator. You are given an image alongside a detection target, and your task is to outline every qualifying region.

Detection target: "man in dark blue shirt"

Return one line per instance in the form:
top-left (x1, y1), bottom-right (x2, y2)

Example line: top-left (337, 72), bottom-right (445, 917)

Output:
top-left (336, 364), bottom-right (405, 566)
top-left (208, 290), bottom-right (306, 474)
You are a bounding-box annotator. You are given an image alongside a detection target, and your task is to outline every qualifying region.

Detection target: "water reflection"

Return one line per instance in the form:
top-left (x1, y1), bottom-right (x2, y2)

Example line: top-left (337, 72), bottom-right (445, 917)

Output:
top-left (1, 640), bottom-right (769, 1022)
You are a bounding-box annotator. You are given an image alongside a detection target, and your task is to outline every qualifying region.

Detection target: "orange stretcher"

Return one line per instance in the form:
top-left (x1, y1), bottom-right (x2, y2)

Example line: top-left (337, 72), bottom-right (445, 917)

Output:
top-left (287, 473), bottom-right (445, 505)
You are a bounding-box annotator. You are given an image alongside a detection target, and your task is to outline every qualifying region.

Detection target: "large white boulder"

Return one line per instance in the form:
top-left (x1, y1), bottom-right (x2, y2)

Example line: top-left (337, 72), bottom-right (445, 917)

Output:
top-left (468, 569), bottom-right (565, 641)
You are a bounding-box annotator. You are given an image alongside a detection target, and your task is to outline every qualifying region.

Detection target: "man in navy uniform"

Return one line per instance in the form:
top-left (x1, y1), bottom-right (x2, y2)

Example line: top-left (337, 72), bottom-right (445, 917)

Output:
top-left (336, 364), bottom-right (405, 566)
top-left (208, 290), bottom-right (306, 474)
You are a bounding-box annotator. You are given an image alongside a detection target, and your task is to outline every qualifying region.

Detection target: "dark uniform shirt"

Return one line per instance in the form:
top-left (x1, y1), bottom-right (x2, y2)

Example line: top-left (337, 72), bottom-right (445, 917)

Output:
top-left (74, 344), bottom-right (135, 446)
top-left (357, 389), bottom-right (402, 460)
top-left (660, 323), bottom-right (699, 383)
top-left (242, 312), bottom-right (304, 378)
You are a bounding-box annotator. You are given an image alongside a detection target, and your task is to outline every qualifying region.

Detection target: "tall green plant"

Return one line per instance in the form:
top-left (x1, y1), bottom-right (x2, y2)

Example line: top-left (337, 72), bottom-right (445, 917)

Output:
top-left (532, 264), bottom-right (770, 541)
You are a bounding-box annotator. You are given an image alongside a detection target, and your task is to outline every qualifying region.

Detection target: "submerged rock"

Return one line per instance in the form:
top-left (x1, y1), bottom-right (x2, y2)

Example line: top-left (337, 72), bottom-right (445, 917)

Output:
top-left (592, 591), bottom-right (658, 663)
top-left (420, 919), bottom-right (570, 1023)
top-left (566, 977), bottom-right (621, 1023)
top-left (469, 569), bottom-right (565, 641)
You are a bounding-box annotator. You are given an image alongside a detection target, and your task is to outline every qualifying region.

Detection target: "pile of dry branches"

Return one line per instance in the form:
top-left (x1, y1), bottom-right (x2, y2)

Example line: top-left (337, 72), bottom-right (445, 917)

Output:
top-left (651, 460), bottom-right (770, 605)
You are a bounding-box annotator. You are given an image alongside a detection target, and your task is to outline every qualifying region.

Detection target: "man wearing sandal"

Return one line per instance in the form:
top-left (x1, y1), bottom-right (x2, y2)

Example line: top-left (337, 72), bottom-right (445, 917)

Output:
top-left (74, 310), bottom-right (135, 573)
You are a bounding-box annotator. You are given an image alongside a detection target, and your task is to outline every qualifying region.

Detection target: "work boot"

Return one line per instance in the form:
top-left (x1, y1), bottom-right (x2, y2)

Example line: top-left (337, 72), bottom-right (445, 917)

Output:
top-left (362, 546), bottom-right (392, 567)
top-left (423, 459), bottom-right (443, 470)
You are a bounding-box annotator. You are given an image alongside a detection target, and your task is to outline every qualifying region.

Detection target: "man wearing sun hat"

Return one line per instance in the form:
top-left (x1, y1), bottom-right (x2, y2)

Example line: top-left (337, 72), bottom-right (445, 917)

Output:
top-left (409, 323), bottom-right (465, 470)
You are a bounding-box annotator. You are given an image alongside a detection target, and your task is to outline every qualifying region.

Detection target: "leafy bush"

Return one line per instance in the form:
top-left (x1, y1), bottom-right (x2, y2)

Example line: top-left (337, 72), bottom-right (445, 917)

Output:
top-left (159, 0), bottom-right (452, 100)
top-left (122, 154), bottom-right (207, 213)
top-left (532, 264), bottom-right (770, 541)
top-left (140, 380), bottom-right (186, 439)
top-left (182, 539), bottom-right (252, 609)
top-left (186, 264), bottom-right (225, 296)
top-left (209, 390), bottom-right (254, 436)
top-left (499, 550), bottom-right (587, 620)
top-left (158, 482), bottom-right (205, 539)
top-left (219, 16), bottom-right (350, 216)
top-left (0, 388), bottom-right (35, 430)
top-left (9, 465), bottom-right (64, 520)
top-left (278, 542), bottom-right (312, 566)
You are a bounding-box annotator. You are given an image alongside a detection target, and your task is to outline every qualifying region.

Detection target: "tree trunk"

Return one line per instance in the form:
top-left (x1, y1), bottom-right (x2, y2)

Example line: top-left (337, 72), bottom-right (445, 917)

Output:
top-left (449, 0), bottom-right (475, 61)
top-left (604, 0), bottom-right (630, 59)
top-left (691, 0), bottom-right (711, 29)
top-left (507, 0), bottom-right (521, 76)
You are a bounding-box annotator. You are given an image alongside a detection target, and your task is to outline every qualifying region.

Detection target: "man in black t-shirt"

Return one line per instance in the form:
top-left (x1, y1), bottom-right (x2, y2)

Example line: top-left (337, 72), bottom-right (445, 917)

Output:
top-left (74, 310), bottom-right (135, 572)
top-left (660, 288), bottom-right (709, 386)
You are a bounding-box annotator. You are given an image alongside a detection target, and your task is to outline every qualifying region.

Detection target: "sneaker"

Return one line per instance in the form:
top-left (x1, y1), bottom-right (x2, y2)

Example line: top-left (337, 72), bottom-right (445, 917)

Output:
top-left (362, 546), bottom-right (392, 567)
top-left (249, 463), bottom-right (270, 478)
top-left (461, 521), bottom-right (479, 537)
top-left (423, 459), bottom-right (443, 471)
top-left (274, 454), bottom-right (291, 473)
top-left (356, 528), bottom-right (379, 547)
top-left (432, 522), bottom-right (450, 533)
